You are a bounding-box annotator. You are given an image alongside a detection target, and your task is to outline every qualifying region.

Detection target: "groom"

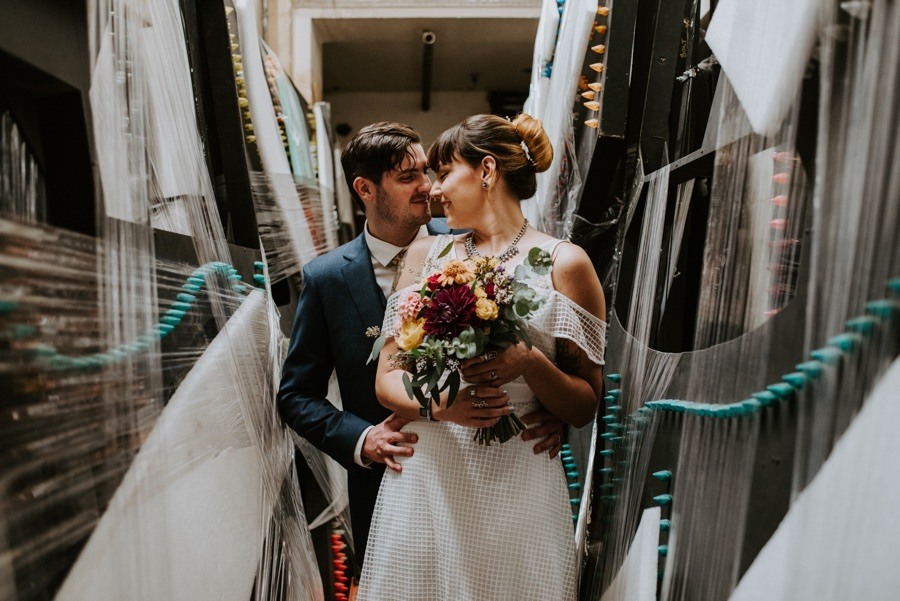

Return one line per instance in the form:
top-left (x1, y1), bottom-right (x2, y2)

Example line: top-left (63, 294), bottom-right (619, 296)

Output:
top-left (278, 121), bottom-right (564, 565)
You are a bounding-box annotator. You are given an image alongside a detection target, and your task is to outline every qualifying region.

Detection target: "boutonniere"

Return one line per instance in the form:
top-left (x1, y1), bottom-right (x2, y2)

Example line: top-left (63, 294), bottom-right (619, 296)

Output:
top-left (365, 326), bottom-right (381, 339)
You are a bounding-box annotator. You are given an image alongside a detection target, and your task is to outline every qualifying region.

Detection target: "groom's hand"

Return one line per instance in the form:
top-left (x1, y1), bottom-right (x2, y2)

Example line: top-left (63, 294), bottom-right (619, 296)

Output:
top-left (362, 414), bottom-right (418, 473)
top-left (520, 408), bottom-right (565, 458)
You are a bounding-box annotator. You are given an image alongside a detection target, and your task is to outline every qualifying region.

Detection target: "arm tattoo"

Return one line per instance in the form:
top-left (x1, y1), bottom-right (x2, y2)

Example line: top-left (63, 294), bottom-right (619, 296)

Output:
top-left (555, 340), bottom-right (583, 375)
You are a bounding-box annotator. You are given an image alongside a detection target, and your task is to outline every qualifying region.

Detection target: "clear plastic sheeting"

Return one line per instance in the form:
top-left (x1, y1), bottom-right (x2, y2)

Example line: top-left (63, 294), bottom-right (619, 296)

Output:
top-left (795, 0), bottom-right (900, 497)
top-left (2, 0), bottom-right (327, 597)
top-left (0, 112), bottom-right (45, 222)
top-left (233, 0), bottom-right (319, 268)
top-left (526, 0), bottom-right (597, 239)
top-left (693, 83), bottom-right (808, 349)
top-left (523, 0), bottom-right (562, 123)
top-left (729, 359), bottom-right (900, 601)
top-left (582, 2), bottom-right (898, 600)
top-left (706, 0), bottom-right (819, 135)
top-left (313, 102), bottom-right (340, 250)
top-left (600, 507), bottom-right (660, 601)
top-left (56, 290), bottom-right (321, 601)
top-left (250, 171), bottom-right (333, 283)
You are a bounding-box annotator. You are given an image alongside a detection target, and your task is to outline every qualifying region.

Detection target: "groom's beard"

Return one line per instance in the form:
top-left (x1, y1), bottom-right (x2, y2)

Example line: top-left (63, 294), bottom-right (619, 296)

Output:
top-left (374, 187), bottom-right (431, 229)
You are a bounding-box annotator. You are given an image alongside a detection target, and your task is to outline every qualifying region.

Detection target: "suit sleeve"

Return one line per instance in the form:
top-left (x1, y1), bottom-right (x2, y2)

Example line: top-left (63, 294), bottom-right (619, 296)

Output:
top-left (277, 264), bottom-right (373, 470)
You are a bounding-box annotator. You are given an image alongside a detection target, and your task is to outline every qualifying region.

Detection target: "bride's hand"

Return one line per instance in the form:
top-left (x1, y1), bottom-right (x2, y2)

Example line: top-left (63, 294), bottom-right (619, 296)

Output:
top-left (460, 344), bottom-right (536, 387)
top-left (433, 385), bottom-right (511, 428)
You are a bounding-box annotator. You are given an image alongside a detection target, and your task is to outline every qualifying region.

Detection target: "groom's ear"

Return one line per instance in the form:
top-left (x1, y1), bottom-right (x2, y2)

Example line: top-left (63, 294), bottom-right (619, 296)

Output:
top-left (480, 155), bottom-right (497, 182)
top-left (353, 176), bottom-right (377, 205)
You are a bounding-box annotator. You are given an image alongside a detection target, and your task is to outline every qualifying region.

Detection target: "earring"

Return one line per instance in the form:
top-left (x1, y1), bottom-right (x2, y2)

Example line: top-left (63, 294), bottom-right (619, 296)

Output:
top-left (482, 181), bottom-right (489, 189)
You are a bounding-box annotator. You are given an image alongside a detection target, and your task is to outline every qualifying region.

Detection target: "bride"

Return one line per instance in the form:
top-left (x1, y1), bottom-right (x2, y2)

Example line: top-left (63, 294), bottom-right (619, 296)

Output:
top-left (358, 113), bottom-right (607, 600)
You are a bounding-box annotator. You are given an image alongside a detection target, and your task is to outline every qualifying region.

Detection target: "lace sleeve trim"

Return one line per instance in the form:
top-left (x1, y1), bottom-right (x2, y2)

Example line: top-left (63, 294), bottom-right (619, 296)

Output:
top-left (528, 291), bottom-right (607, 366)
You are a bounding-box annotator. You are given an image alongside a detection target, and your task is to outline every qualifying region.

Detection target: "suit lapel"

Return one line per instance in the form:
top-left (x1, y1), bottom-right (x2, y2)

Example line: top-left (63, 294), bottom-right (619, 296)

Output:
top-left (342, 235), bottom-right (387, 331)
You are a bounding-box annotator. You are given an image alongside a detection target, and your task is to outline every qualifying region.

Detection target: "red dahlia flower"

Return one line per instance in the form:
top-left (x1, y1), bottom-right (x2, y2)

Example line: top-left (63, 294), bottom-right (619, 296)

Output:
top-left (421, 284), bottom-right (477, 338)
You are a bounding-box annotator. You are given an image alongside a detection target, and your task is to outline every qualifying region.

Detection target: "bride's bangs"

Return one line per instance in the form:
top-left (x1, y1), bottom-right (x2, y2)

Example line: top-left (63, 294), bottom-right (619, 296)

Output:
top-left (427, 126), bottom-right (465, 171)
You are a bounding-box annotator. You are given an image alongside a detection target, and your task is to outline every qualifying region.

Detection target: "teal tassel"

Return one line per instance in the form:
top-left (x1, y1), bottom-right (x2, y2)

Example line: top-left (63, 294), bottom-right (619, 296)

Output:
top-left (651, 470), bottom-right (672, 482)
top-left (795, 360), bottom-right (825, 378)
top-left (767, 382), bottom-right (795, 400)
top-left (810, 346), bottom-right (843, 365)
top-left (751, 391), bottom-right (778, 407)
top-left (782, 372), bottom-right (808, 390)
top-left (607, 373), bottom-right (622, 382)
top-left (827, 332), bottom-right (862, 353)
top-left (653, 494), bottom-right (673, 506)
top-left (846, 315), bottom-right (879, 335)
top-left (865, 299), bottom-right (899, 319)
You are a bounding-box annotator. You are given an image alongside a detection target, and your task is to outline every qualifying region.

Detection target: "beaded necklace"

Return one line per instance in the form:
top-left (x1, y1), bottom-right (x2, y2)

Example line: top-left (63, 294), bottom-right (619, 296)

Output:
top-left (464, 219), bottom-right (529, 263)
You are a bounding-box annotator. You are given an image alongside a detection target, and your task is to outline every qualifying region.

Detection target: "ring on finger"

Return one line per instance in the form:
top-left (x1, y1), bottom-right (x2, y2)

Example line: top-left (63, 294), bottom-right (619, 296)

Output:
top-left (469, 387), bottom-right (477, 397)
top-left (488, 369), bottom-right (497, 381)
top-left (472, 398), bottom-right (488, 409)
top-left (482, 350), bottom-right (497, 362)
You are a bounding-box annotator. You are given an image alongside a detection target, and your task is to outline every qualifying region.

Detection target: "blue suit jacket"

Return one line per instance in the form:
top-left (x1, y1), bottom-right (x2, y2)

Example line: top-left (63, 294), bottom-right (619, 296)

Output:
top-left (277, 220), bottom-right (450, 562)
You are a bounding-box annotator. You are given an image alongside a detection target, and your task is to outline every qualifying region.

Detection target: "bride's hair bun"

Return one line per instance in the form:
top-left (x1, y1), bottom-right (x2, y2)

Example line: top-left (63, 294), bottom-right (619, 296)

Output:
top-left (427, 113), bottom-right (556, 201)
top-left (511, 113), bottom-right (552, 173)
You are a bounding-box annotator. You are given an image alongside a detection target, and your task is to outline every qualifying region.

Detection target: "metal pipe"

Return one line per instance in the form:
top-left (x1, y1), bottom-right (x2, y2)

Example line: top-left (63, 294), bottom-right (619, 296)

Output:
top-left (421, 30), bottom-right (436, 111)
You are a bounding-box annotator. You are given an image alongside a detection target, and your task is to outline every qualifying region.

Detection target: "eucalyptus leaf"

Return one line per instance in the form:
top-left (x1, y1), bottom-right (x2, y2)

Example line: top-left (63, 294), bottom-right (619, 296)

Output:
top-left (437, 240), bottom-right (454, 258)
top-left (367, 336), bottom-right (386, 364)
top-left (402, 372), bottom-right (415, 399)
top-left (446, 370), bottom-right (461, 407)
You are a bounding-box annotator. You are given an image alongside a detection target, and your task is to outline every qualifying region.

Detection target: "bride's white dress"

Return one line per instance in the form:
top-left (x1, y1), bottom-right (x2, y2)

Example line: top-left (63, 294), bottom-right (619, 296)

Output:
top-left (358, 236), bottom-right (606, 601)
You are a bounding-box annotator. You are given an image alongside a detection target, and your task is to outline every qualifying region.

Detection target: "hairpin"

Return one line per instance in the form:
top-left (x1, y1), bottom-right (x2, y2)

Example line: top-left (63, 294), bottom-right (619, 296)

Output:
top-left (520, 141), bottom-right (534, 166)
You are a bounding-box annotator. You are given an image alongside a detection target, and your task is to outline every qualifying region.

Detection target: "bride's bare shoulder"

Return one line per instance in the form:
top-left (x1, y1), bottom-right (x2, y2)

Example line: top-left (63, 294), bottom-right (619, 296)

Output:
top-left (550, 242), bottom-right (606, 321)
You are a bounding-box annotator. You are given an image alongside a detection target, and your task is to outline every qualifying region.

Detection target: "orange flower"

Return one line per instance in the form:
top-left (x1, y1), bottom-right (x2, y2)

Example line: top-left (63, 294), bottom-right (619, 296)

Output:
top-left (437, 259), bottom-right (476, 286)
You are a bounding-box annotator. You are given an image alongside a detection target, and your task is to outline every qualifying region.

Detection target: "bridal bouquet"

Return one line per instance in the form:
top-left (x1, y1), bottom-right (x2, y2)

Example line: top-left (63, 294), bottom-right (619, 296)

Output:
top-left (369, 244), bottom-right (553, 445)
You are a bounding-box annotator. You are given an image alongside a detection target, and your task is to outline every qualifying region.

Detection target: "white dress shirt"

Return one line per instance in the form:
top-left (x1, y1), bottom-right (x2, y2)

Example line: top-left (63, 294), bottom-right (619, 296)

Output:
top-left (353, 222), bottom-right (430, 466)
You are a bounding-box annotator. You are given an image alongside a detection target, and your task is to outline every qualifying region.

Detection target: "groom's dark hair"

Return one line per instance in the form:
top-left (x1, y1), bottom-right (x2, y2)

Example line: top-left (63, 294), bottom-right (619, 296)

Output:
top-left (341, 122), bottom-right (421, 212)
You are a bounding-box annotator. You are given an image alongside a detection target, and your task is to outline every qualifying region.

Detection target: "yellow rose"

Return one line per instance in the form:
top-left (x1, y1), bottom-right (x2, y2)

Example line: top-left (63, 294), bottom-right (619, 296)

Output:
top-left (396, 318), bottom-right (426, 351)
top-left (475, 298), bottom-right (499, 321)
top-left (474, 286), bottom-right (487, 299)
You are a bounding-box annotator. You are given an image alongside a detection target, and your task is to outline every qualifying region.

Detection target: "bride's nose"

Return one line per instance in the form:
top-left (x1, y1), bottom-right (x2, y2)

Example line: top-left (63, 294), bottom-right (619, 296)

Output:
top-left (429, 185), bottom-right (442, 200)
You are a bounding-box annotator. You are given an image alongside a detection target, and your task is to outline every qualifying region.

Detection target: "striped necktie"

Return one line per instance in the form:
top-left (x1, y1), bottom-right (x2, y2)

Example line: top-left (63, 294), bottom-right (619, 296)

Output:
top-left (388, 247), bottom-right (408, 296)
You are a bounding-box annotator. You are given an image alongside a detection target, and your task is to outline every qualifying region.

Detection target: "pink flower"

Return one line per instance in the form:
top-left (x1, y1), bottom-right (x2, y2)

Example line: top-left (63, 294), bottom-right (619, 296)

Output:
top-left (421, 284), bottom-right (477, 338)
top-left (399, 292), bottom-right (424, 321)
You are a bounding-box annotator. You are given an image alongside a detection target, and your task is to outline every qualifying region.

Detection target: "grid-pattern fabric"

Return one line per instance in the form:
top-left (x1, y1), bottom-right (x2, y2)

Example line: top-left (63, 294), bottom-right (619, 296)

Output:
top-left (360, 237), bottom-right (607, 600)
top-left (357, 387), bottom-right (577, 600)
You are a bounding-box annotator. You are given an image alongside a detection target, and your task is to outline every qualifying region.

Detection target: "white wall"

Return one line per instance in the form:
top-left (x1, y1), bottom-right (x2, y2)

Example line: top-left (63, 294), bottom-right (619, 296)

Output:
top-left (324, 90), bottom-right (490, 150)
